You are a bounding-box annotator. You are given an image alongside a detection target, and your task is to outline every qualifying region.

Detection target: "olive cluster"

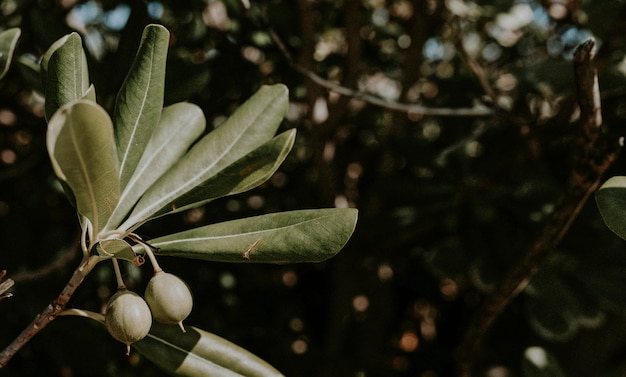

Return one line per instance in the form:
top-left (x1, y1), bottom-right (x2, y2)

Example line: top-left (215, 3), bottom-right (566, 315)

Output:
top-left (104, 271), bottom-right (193, 355)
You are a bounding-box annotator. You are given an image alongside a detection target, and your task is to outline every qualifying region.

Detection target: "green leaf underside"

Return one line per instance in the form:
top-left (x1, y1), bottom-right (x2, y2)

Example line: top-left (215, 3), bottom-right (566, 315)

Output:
top-left (114, 24), bottom-right (169, 190)
top-left (96, 239), bottom-right (135, 261)
top-left (134, 324), bottom-right (284, 377)
top-left (46, 85), bottom-right (98, 186)
top-left (596, 176), bottom-right (626, 240)
top-left (0, 28), bottom-right (21, 80)
top-left (135, 208), bottom-right (358, 263)
top-left (124, 129), bottom-right (295, 229)
top-left (119, 84), bottom-right (290, 229)
top-left (105, 102), bottom-right (206, 231)
top-left (41, 33), bottom-right (90, 120)
top-left (49, 100), bottom-right (119, 235)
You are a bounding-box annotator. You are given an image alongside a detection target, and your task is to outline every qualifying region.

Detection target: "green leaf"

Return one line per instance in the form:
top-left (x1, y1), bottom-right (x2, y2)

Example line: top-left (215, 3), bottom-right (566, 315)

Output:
top-left (114, 24), bottom-right (169, 190)
top-left (0, 28), bottom-right (21, 80)
top-left (118, 84), bottom-right (290, 229)
top-left (66, 311), bottom-right (283, 377)
top-left (41, 33), bottom-right (90, 120)
top-left (136, 208), bottom-right (358, 263)
top-left (122, 129), bottom-right (295, 228)
top-left (596, 176), bottom-right (626, 240)
top-left (104, 102), bottom-right (206, 231)
top-left (134, 323), bottom-right (284, 377)
top-left (96, 239), bottom-right (136, 261)
top-left (47, 100), bottom-right (120, 236)
top-left (522, 347), bottom-right (566, 377)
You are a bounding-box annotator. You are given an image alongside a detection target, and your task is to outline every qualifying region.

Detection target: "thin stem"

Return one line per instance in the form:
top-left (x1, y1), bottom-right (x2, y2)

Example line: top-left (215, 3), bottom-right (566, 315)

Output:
top-left (128, 234), bottom-right (162, 273)
top-left (142, 246), bottom-right (162, 274)
top-left (454, 32), bottom-right (498, 105)
top-left (245, 4), bottom-right (494, 117)
top-left (80, 223), bottom-right (89, 257)
top-left (0, 255), bottom-right (101, 368)
top-left (58, 308), bottom-right (105, 324)
top-left (111, 258), bottom-right (126, 290)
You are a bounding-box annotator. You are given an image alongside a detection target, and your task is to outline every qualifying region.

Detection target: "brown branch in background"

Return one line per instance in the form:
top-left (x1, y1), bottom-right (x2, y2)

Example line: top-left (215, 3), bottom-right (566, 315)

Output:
top-left (10, 239), bottom-right (80, 283)
top-left (245, 4), bottom-right (493, 117)
top-left (0, 270), bottom-right (14, 301)
top-left (457, 38), bottom-right (619, 377)
top-left (455, 38), bottom-right (498, 105)
top-left (574, 39), bottom-right (602, 130)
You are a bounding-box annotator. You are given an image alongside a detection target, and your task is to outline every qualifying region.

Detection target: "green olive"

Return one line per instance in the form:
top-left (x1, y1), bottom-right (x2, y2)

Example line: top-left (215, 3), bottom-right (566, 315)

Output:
top-left (144, 271), bottom-right (193, 331)
top-left (105, 289), bottom-right (152, 355)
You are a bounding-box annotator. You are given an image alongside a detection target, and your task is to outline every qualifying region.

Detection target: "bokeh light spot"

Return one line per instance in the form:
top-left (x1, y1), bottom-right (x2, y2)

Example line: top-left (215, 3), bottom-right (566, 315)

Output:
top-left (1, 149), bottom-right (16, 164)
top-left (352, 295), bottom-right (369, 312)
top-left (0, 109), bottom-right (16, 126)
top-left (219, 272), bottom-right (236, 289)
top-left (291, 339), bottom-right (308, 354)
top-left (399, 331), bottom-right (419, 352)
top-left (282, 270), bottom-right (298, 287)
top-left (377, 263), bottom-right (394, 282)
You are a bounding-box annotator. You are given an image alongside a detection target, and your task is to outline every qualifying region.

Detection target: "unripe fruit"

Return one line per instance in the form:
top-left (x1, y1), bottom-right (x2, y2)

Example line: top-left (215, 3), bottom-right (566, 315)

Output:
top-left (144, 271), bottom-right (193, 332)
top-left (105, 289), bottom-right (152, 355)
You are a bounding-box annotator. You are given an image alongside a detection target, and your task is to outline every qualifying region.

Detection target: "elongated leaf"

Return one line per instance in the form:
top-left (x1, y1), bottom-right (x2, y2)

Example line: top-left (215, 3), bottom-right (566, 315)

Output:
top-left (41, 33), bottom-right (90, 120)
top-left (117, 84), bottom-right (290, 229)
top-left (596, 176), bottom-right (626, 240)
top-left (114, 24), bottom-right (169, 189)
top-left (48, 100), bottom-right (119, 236)
top-left (164, 129), bottom-right (295, 214)
top-left (122, 129), bottom-right (295, 228)
top-left (68, 311), bottom-right (283, 377)
top-left (104, 102), bottom-right (206, 231)
top-left (134, 323), bottom-right (284, 377)
top-left (46, 85), bottom-right (98, 185)
top-left (134, 208), bottom-right (358, 263)
top-left (0, 28), bottom-right (21, 80)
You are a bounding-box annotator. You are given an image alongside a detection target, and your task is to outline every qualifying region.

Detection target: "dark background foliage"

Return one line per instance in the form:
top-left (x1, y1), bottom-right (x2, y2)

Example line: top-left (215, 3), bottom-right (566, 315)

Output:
top-left (2, 0), bottom-right (626, 376)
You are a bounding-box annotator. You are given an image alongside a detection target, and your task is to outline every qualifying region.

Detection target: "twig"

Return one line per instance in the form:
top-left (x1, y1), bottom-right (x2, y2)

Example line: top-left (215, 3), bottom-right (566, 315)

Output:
top-left (0, 255), bottom-right (100, 367)
top-left (10, 239), bottom-right (80, 283)
top-left (457, 38), bottom-right (618, 377)
top-left (245, 4), bottom-right (494, 117)
top-left (59, 308), bottom-right (105, 324)
top-left (0, 270), bottom-right (14, 301)
top-left (454, 35), bottom-right (498, 105)
top-left (574, 39), bottom-right (602, 129)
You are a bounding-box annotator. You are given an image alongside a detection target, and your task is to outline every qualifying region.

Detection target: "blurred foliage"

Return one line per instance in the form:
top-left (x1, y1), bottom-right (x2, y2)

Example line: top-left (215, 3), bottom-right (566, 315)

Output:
top-left (2, 0), bottom-right (626, 376)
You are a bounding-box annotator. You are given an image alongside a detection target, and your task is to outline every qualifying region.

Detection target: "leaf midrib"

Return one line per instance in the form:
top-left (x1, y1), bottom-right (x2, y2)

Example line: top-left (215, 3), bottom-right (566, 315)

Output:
top-left (125, 122), bottom-right (259, 227)
top-left (72, 41), bottom-right (81, 101)
top-left (69, 118), bottom-right (99, 232)
top-left (152, 214), bottom-right (338, 247)
top-left (118, 42), bottom-right (155, 181)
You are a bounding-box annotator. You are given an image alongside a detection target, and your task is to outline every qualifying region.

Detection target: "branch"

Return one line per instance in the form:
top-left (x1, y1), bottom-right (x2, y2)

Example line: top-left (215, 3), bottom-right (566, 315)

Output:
top-left (457, 38), bottom-right (618, 377)
top-left (245, 4), bottom-right (494, 117)
top-left (0, 255), bottom-right (100, 367)
top-left (452, 17), bottom-right (498, 105)
top-left (0, 270), bottom-right (14, 301)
